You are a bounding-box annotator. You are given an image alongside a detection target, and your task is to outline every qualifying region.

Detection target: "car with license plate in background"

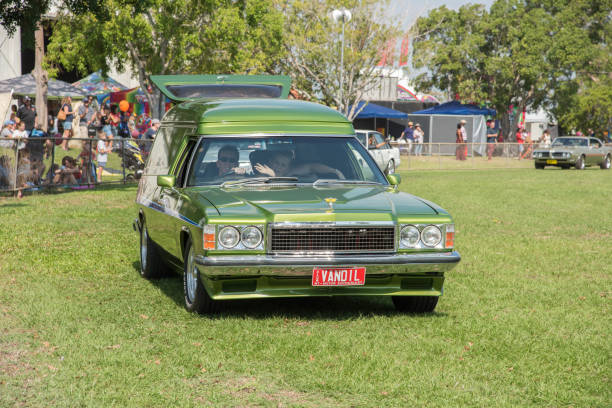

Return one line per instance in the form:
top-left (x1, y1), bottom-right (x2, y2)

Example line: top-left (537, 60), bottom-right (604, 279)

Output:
top-left (355, 129), bottom-right (401, 174)
top-left (134, 75), bottom-right (460, 314)
top-left (532, 136), bottom-right (611, 170)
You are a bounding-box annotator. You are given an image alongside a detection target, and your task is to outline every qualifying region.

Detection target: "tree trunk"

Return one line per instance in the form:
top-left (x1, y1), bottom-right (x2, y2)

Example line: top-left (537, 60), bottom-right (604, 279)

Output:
top-left (33, 22), bottom-right (48, 132)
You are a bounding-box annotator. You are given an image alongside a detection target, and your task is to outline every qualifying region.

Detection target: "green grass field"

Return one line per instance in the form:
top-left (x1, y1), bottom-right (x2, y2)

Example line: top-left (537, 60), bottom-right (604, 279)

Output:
top-left (1, 168), bottom-right (610, 407)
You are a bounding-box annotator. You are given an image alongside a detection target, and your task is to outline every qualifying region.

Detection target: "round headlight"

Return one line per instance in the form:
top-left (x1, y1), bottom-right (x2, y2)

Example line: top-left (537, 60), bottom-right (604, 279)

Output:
top-left (241, 226), bottom-right (263, 249)
top-left (218, 226), bottom-right (240, 248)
top-left (421, 225), bottom-right (442, 247)
top-left (400, 225), bottom-right (420, 248)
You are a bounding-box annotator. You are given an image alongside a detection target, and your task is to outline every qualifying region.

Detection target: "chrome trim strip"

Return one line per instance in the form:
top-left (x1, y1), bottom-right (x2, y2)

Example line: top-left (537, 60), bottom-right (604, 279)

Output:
top-left (195, 251), bottom-right (461, 276)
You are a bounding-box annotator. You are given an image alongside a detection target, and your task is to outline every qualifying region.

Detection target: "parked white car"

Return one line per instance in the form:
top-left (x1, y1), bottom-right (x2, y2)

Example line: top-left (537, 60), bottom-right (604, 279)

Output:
top-left (355, 130), bottom-right (401, 174)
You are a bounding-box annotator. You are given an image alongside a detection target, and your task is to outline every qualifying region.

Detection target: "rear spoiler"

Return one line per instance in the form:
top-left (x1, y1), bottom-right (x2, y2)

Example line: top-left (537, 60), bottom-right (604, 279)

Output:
top-left (149, 74), bottom-right (291, 103)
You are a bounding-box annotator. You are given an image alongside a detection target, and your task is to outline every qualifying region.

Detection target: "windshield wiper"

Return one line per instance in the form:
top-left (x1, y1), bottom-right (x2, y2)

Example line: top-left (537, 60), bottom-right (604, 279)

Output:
top-left (221, 177), bottom-right (299, 187)
top-left (312, 179), bottom-right (382, 187)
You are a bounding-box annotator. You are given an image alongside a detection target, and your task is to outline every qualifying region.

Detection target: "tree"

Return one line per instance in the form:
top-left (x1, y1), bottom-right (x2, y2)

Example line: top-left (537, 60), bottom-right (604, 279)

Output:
top-left (411, 0), bottom-right (611, 140)
top-left (276, 0), bottom-right (400, 120)
top-left (45, 0), bottom-right (284, 118)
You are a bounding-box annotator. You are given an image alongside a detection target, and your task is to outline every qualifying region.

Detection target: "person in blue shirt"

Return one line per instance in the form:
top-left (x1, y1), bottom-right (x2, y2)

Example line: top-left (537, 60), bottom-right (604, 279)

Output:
top-left (399, 121), bottom-right (414, 154)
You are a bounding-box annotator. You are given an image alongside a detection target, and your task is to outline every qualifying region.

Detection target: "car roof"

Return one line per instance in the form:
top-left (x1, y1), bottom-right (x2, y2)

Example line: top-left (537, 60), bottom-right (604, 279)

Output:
top-left (162, 99), bottom-right (354, 136)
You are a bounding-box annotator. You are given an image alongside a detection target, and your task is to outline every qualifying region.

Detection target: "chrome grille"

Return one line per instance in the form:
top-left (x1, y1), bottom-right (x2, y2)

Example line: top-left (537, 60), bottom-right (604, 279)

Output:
top-left (552, 152), bottom-right (566, 158)
top-left (270, 226), bottom-right (395, 253)
top-left (540, 152), bottom-right (550, 158)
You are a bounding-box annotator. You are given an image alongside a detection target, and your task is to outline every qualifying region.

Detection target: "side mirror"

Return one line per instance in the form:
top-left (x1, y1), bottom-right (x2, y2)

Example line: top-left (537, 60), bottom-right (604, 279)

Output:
top-left (386, 174), bottom-right (401, 186)
top-left (157, 175), bottom-right (176, 188)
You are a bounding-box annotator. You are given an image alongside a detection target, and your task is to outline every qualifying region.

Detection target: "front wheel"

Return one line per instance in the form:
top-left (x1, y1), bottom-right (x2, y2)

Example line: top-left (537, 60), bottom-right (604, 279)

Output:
top-left (392, 296), bottom-right (438, 313)
top-left (600, 155), bottom-right (611, 170)
top-left (535, 162), bottom-right (545, 169)
top-left (183, 240), bottom-right (218, 314)
top-left (575, 155), bottom-right (585, 170)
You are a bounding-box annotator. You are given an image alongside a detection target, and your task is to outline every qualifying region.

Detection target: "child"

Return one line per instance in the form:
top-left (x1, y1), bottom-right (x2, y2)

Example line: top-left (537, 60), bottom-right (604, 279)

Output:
top-left (96, 131), bottom-right (110, 182)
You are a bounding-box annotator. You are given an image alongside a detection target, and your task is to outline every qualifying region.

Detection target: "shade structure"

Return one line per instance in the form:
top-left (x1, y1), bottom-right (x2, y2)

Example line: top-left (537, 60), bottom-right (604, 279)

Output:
top-left (72, 71), bottom-right (127, 95)
top-left (352, 101), bottom-right (409, 119)
top-left (0, 74), bottom-right (86, 99)
top-left (412, 100), bottom-right (496, 116)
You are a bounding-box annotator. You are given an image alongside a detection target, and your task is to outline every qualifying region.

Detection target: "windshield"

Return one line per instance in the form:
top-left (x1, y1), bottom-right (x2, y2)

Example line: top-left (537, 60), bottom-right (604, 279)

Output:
top-left (186, 136), bottom-right (388, 186)
top-left (552, 138), bottom-right (588, 147)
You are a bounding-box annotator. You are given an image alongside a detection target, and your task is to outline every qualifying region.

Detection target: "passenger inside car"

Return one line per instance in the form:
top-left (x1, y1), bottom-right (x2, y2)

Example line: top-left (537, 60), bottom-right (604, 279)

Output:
top-left (194, 145), bottom-right (248, 180)
top-left (252, 150), bottom-right (345, 179)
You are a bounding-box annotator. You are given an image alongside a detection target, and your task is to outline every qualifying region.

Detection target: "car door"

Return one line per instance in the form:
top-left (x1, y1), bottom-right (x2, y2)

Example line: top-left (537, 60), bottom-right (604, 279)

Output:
top-left (588, 138), bottom-right (603, 165)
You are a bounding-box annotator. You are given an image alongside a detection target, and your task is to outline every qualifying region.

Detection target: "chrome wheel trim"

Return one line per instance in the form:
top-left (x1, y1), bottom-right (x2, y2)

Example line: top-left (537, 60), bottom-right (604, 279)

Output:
top-left (185, 246), bottom-right (198, 303)
top-left (140, 227), bottom-right (148, 271)
top-left (605, 156), bottom-right (611, 169)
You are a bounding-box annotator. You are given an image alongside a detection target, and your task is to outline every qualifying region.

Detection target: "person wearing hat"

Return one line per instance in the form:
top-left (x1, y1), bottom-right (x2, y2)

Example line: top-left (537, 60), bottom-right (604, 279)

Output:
top-left (413, 123), bottom-right (424, 156)
top-left (400, 121), bottom-right (414, 154)
top-left (144, 119), bottom-right (161, 140)
top-left (17, 96), bottom-right (36, 136)
top-left (1, 120), bottom-right (16, 148)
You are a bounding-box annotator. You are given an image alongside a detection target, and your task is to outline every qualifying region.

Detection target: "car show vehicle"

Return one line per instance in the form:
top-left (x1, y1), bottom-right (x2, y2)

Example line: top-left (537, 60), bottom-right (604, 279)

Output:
top-left (355, 129), bottom-right (401, 174)
top-left (134, 75), bottom-right (460, 314)
top-left (532, 137), bottom-right (612, 170)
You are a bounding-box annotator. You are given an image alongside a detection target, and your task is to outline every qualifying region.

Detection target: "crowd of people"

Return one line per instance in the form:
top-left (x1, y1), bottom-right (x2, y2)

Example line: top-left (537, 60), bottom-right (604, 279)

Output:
top-left (0, 95), bottom-right (158, 196)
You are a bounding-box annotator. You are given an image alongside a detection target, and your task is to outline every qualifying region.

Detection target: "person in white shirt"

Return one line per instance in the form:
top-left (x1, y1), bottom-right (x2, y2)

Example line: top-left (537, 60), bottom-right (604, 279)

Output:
top-left (96, 130), bottom-right (110, 182)
top-left (413, 123), bottom-right (424, 156)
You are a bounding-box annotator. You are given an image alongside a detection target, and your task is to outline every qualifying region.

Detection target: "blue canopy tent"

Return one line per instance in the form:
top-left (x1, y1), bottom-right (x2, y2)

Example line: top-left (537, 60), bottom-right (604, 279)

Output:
top-left (351, 101), bottom-right (408, 138)
top-left (409, 101), bottom-right (496, 155)
top-left (411, 100), bottom-right (496, 116)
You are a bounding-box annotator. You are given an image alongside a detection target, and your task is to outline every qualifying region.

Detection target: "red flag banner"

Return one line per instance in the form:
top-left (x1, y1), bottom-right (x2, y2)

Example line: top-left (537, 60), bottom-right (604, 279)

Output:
top-left (399, 36), bottom-right (410, 66)
top-left (376, 38), bottom-right (397, 67)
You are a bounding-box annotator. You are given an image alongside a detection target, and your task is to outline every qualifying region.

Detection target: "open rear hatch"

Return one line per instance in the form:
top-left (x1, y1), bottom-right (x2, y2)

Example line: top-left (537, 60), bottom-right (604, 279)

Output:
top-left (149, 74), bottom-right (291, 103)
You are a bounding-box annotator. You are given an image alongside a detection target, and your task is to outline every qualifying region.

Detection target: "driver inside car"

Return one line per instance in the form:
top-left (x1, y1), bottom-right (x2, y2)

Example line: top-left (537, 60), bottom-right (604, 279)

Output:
top-left (195, 145), bottom-right (248, 180)
top-left (254, 150), bottom-right (345, 179)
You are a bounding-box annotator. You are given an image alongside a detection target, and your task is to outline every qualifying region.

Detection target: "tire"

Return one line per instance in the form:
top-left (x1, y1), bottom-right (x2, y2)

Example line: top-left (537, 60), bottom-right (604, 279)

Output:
top-left (139, 220), bottom-right (165, 279)
top-left (575, 155), bottom-right (585, 170)
top-left (535, 162), bottom-right (545, 169)
top-left (386, 159), bottom-right (396, 175)
top-left (392, 296), bottom-right (439, 313)
top-left (183, 240), bottom-right (218, 314)
top-left (600, 155), bottom-right (611, 170)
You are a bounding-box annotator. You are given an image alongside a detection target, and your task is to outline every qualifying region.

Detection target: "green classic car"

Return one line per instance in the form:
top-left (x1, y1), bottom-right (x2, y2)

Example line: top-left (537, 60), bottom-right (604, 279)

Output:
top-left (134, 75), bottom-right (460, 314)
top-left (532, 136), bottom-right (612, 170)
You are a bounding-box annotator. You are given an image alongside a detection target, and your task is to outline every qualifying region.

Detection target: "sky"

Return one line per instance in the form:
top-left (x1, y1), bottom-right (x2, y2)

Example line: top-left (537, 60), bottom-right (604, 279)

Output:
top-left (388, 0), bottom-right (495, 28)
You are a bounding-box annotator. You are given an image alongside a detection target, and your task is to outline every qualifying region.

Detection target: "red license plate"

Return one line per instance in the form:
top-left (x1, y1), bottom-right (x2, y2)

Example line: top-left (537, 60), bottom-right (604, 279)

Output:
top-left (312, 267), bottom-right (366, 286)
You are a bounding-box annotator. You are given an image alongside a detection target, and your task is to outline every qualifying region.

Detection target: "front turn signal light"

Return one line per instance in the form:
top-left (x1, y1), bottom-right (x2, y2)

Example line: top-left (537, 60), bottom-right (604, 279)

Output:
top-left (445, 224), bottom-right (455, 249)
top-left (203, 225), bottom-right (216, 250)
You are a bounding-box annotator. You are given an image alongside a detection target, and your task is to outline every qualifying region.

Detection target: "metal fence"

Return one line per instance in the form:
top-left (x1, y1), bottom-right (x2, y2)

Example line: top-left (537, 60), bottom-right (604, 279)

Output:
top-left (0, 136), bottom-right (152, 193)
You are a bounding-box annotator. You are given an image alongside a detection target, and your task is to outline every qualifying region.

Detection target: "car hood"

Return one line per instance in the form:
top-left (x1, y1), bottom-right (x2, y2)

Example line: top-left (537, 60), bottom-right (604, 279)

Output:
top-left (188, 185), bottom-right (439, 221)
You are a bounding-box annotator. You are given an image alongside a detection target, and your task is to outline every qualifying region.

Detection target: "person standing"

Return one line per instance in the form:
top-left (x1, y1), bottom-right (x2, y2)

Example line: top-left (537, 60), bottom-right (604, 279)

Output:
top-left (486, 120), bottom-right (497, 160)
top-left (17, 96), bottom-right (36, 136)
top-left (413, 123), bottom-right (424, 156)
top-left (78, 96), bottom-right (95, 139)
top-left (455, 122), bottom-right (464, 160)
top-left (539, 129), bottom-right (551, 148)
top-left (59, 96), bottom-right (74, 151)
top-left (400, 121), bottom-right (414, 154)
top-left (96, 131), bottom-right (110, 182)
top-left (516, 126), bottom-right (524, 159)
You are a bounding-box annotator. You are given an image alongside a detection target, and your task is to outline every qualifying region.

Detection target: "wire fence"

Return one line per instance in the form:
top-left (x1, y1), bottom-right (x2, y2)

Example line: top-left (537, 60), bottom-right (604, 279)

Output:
top-left (0, 136), bottom-right (152, 194)
top-left (390, 141), bottom-right (546, 170)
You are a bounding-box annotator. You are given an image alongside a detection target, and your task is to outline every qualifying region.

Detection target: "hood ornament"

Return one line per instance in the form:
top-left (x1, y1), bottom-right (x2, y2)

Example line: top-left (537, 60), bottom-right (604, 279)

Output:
top-left (325, 197), bottom-right (337, 211)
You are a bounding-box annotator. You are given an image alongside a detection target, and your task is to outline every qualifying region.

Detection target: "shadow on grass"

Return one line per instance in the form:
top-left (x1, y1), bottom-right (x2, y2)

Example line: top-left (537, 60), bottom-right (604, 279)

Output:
top-left (133, 262), bottom-right (448, 321)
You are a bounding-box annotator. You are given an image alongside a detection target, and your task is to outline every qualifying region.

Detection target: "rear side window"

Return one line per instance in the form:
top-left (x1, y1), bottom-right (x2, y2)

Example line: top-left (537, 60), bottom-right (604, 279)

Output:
top-left (145, 127), bottom-right (173, 175)
top-left (166, 84), bottom-right (282, 99)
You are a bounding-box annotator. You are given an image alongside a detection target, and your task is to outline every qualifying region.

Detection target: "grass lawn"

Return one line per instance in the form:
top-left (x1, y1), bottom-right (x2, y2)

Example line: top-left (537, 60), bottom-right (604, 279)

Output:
top-left (0, 168), bottom-right (610, 407)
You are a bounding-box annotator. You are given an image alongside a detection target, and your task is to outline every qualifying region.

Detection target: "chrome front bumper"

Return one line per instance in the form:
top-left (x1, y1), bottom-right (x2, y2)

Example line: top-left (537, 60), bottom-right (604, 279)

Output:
top-left (194, 251), bottom-right (461, 277)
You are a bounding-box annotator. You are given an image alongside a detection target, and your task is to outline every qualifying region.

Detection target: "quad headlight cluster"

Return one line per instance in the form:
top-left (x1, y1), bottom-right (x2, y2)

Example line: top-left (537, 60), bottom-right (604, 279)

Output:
top-left (399, 224), bottom-right (454, 249)
top-left (203, 225), bottom-right (264, 250)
